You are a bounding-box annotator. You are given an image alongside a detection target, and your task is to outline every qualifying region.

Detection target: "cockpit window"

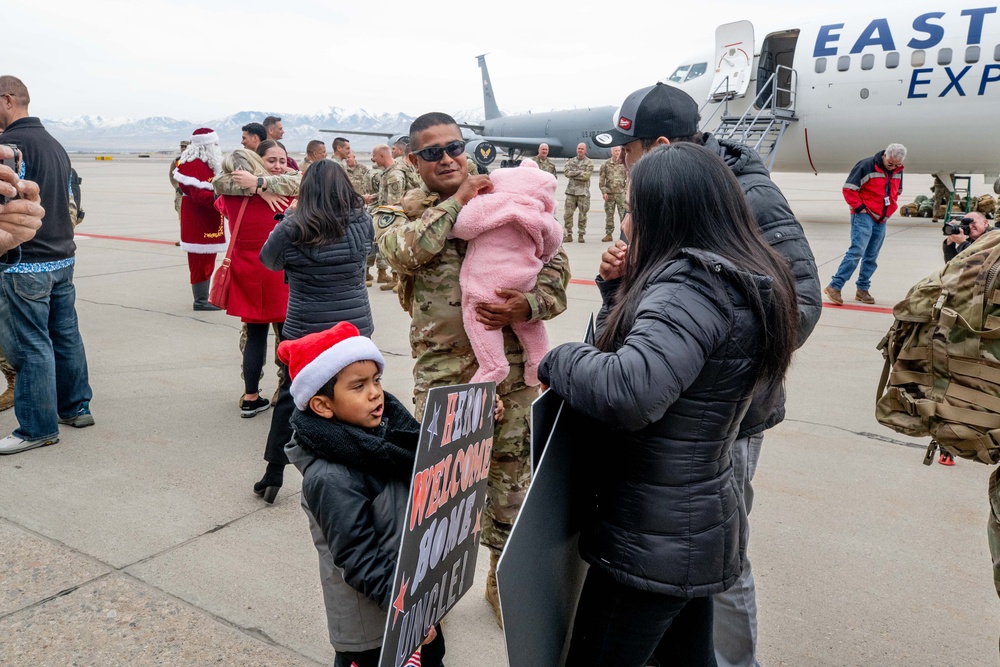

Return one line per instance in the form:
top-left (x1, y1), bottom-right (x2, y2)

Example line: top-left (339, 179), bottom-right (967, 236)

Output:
top-left (684, 63), bottom-right (708, 81)
top-left (668, 65), bottom-right (691, 83)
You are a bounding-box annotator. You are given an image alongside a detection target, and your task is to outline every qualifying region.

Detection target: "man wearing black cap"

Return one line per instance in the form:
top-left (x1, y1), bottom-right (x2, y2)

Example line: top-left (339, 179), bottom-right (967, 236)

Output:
top-left (594, 81), bottom-right (822, 667)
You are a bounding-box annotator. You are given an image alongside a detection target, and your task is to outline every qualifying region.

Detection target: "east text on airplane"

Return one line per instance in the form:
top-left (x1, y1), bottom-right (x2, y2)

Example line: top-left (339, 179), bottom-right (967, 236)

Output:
top-left (654, 4), bottom-right (999, 186)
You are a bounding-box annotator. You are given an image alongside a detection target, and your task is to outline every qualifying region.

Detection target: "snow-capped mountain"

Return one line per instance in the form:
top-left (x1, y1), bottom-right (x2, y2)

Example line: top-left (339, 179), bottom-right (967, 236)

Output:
top-left (40, 108), bottom-right (485, 153)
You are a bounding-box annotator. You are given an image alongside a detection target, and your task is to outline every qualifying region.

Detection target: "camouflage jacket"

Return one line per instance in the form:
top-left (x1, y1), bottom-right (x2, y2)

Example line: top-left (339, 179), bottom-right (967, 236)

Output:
top-left (531, 156), bottom-right (557, 178)
top-left (599, 160), bottom-right (627, 195)
top-left (299, 158), bottom-right (314, 174)
top-left (212, 171), bottom-right (301, 197)
top-left (379, 163), bottom-right (409, 207)
top-left (563, 156), bottom-right (594, 195)
top-left (346, 162), bottom-right (371, 194)
top-left (377, 189), bottom-right (571, 393)
top-left (366, 167), bottom-right (384, 198)
top-left (395, 155), bottom-right (424, 191)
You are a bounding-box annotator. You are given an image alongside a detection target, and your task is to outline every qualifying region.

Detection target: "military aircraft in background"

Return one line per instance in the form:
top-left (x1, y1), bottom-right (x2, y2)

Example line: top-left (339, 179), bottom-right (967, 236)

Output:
top-left (324, 54), bottom-right (619, 168)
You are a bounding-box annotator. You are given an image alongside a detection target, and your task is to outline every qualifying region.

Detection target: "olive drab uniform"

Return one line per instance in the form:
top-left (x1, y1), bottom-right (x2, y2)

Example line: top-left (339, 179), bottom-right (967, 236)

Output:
top-left (377, 188), bottom-right (571, 555)
top-left (531, 155), bottom-right (557, 179)
top-left (395, 155), bottom-right (424, 192)
top-left (378, 162), bottom-right (409, 208)
top-left (563, 155), bottom-right (594, 239)
top-left (346, 161), bottom-right (371, 195)
top-left (599, 159), bottom-right (627, 237)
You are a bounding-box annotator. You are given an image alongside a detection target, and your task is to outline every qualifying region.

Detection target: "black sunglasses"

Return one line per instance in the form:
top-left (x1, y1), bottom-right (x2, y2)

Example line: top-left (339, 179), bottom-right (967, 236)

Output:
top-left (413, 140), bottom-right (466, 162)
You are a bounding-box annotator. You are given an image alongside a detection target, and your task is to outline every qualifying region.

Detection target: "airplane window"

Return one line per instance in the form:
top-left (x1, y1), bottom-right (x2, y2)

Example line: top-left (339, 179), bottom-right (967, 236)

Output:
top-left (837, 55), bottom-right (851, 72)
top-left (668, 65), bottom-right (691, 83)
top-left (886, 52), bottom-right (900, 68)
top-left (912, 50), bottom-right (926, 67)
top-left (938, 48), bottom-right (952, 66)
top-left (815, 58), bottom-right (827, 73)
top-left (967, 46), bottom-right (981, 64)
top-left (861, 54), bottom-right (875, 70)
top-left (685, 63), bottom-right (708, 81)
top-left (995, 44), bottom-right (1000, 61)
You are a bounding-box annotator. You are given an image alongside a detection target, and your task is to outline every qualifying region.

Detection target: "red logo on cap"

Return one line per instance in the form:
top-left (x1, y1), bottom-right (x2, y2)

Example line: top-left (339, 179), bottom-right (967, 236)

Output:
top-left (617, 116), bottom-right (633, 131)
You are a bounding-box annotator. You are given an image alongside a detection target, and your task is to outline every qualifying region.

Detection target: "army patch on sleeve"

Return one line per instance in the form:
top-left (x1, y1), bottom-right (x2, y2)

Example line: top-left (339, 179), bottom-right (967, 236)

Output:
top-left (378, 212), bottom-right (398, 229)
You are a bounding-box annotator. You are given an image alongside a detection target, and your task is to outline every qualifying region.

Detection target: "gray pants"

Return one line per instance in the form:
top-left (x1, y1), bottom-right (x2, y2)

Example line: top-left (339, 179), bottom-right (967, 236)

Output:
top-left (713, 432), bottom-right (763, 667)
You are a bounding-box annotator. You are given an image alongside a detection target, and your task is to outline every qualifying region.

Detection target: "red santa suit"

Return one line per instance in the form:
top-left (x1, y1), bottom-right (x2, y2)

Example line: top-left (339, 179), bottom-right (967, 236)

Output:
top-left (174, 128), bottom-right (226, 285)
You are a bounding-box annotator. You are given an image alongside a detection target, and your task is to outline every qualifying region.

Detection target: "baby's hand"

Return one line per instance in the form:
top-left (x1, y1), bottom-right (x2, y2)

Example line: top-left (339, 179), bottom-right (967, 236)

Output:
top-left (493, 396), bottom-right (505, 423)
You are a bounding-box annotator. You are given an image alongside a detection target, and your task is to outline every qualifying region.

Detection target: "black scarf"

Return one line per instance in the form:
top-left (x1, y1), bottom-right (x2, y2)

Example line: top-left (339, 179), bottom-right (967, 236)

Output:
top-left (290, 391), bottom-right (419, 480)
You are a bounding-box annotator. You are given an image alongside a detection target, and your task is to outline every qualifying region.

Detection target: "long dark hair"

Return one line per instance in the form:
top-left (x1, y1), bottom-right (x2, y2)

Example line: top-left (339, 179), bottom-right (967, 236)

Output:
top-left (289, 159), bottom-right (364, 247)
top-left (597, 143), bottom-right (798, 407)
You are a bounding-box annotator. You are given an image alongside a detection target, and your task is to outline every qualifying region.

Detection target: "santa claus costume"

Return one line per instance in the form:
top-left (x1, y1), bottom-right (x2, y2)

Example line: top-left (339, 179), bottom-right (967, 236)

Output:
top-left (173, 127), bottom-right (226, 310)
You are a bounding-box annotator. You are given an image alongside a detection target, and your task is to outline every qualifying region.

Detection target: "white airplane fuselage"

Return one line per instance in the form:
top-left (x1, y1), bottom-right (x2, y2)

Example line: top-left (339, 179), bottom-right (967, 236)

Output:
top-left (672, 5), bottom-right (999, 177)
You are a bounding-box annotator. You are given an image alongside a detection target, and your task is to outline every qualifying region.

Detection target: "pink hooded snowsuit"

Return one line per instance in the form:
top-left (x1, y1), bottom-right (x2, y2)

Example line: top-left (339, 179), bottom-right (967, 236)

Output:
top-left (452, 160), bottom-right (564, 386)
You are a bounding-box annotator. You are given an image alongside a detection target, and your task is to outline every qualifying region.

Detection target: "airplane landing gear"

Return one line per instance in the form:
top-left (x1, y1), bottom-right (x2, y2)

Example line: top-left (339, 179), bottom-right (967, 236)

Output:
top-left (499, 158), bottom-right (523, 168)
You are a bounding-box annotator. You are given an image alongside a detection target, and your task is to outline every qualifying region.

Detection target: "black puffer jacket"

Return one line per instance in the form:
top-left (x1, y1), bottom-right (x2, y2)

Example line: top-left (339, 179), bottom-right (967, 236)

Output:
top-left (705, 134), bottom-right (822, 435)
top-left (284, 392), bottom-right (419, 652)
top-left (260, 208), bottom-right (374, 340)
top-left (538, 249), bottom-right (772, 597)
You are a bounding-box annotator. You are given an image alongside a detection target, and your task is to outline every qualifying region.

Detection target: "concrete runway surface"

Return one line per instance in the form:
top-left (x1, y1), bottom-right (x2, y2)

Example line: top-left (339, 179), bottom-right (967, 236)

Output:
top-left (0, 154), bottom-right (996, 666)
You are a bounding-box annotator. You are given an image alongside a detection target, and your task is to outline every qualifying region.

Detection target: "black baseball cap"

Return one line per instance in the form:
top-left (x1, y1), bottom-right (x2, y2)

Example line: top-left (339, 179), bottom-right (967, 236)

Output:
top-left (593, 82), bottom-right (700, 148)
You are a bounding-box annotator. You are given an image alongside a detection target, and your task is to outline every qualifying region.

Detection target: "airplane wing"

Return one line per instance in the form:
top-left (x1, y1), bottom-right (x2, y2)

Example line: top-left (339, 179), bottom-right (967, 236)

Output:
top-left (477, 136), bottom-right (564, 153)
top-left (319, 129), bottom-right (400, 139)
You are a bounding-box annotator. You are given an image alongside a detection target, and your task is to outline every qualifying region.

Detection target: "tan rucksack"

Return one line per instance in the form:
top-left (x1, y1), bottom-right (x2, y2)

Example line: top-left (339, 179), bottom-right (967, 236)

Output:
top-left (876, 231), bottom-right (1000, 464)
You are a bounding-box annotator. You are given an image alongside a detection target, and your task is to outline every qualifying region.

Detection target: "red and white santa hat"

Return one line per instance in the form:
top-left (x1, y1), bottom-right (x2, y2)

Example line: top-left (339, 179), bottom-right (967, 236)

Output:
top-left (277, 322), bottom-right (385, 410)
top-left (190, 127), bottom-right (219, 146)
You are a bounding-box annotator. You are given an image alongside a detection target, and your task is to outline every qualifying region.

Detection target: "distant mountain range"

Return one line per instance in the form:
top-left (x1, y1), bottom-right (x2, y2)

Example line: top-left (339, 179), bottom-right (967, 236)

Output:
top-left (38, 108), bottom-right (485, 153)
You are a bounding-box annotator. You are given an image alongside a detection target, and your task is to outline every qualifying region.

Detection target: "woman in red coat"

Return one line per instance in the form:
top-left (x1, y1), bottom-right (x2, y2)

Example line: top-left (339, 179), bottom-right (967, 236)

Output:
top-left (213, 148), bottom-right (300, 417)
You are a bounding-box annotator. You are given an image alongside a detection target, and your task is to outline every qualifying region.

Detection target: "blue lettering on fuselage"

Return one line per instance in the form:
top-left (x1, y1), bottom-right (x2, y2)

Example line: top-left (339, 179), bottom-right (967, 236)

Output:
top-left (814, 7), bottom-right (997, 56)
top-left (906, 65), bottom-right (1000, 98)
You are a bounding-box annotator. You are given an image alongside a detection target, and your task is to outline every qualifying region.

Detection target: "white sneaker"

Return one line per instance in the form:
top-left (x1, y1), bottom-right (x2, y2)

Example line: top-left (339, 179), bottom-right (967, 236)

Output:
top-left (0, 434), bottom-right (59, 455)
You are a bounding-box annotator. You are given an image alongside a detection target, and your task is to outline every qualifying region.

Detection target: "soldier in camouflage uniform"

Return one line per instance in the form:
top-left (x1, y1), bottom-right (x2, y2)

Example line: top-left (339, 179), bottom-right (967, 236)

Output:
top-left (531, 143), bottom-right (557, 179)
top-left (932, 174), bottom-right (952, 222)
top-left (331, 137), bottom-right (350, 169)
top-left (377, 112), bottom-right (570, 627)
top-left (344, 150), bottom-right (370, 195)
top-left (372, 144), bottom-right (405, 290)
top-left (563, 142), bottom-right (594, 243)
top-left (599, 146), bottom-right (627, 242)
top-left (393, 138), bottom-right (425, 191)
top-left (299, 140), bottom-right (327, 174)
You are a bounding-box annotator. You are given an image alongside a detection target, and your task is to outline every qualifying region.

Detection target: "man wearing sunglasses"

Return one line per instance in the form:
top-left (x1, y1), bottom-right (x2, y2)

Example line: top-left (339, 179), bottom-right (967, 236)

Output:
top-left (378, 111), bottom-right (570, 627)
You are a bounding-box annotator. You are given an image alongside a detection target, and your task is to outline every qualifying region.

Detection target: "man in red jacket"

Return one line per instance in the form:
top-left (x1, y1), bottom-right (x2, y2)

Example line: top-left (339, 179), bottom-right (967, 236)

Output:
top-left (173, 127), bottom-right (226, 311)
top-left (825, 143), bottom-right (906, 306)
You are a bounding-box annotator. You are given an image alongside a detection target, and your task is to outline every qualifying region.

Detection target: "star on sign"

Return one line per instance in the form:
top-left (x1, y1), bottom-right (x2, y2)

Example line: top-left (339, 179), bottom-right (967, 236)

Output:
top-left (425, 403), bottom-right (441, 450)
top-left (392, 574), bottom-right (409, 628)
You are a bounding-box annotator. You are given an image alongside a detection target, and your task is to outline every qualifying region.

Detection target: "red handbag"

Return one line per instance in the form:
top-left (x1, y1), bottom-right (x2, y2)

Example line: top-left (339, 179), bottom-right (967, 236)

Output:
top-left (208, 197), bottom-right (249, 309)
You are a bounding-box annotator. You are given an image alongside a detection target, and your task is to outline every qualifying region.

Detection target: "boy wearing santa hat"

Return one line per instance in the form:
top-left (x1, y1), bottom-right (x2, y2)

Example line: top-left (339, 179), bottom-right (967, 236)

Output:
top-left (279, 322), bottom-right (445, 667)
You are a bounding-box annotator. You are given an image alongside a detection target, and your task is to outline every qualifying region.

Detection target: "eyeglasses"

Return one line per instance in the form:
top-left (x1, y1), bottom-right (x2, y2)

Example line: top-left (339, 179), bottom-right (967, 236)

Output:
top-left (412, 140), bottom-right (466, 162)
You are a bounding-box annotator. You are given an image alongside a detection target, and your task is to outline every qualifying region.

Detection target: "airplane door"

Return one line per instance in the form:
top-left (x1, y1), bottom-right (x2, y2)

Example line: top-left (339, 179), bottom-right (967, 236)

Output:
top-left (709, 21), bottom-right (754, 101)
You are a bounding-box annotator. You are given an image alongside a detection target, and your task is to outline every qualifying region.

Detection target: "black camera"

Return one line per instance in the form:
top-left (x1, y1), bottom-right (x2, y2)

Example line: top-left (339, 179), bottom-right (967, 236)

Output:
top-left (942, 217), bottom-right (973, 236)
top-left (0, 143), bottom-right (19, 205)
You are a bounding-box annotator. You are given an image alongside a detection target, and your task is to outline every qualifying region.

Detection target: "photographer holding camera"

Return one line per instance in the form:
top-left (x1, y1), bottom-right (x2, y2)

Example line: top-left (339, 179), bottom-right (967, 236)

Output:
top-left (943, 211), bottom-right (992, 262)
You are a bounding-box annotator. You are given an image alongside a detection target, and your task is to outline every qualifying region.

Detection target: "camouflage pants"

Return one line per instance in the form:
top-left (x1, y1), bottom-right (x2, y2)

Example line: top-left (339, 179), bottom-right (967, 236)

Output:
top-left (988, 467), bottom-right (1000, 599)
top-left (239, 322), bottom-right (283, 385)
top-left (604, 193), bottom-right (625, 234)
top-left (367, 245), bottom-right (390, 273)
top-left (414, 363), bottom-right (538, 556)
top-left (564, 194), bottom-right (590, 234)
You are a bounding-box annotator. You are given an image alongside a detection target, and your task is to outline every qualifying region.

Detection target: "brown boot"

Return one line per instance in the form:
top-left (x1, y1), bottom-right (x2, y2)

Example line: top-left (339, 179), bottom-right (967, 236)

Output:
top-left (578, 232), bottom-right (585, 243)
top-left (485, 551), bottom-right (503, 628)
top-left (563, 233), bottom-right (573, 243)
top-left (0, 368), bottom-right (14, 412)
top-left (602, 233), bottom-right (613, 243)
top-left (824, 285), bottom-right (844, 306)
top-left (365, 269), bottom-right (374, 287)
top-left (380, 274), bottom-right (397, 291)
top-left (376, 268), bottom-right (391, 284)
top-left (855, 289), bottom-right (876, 305)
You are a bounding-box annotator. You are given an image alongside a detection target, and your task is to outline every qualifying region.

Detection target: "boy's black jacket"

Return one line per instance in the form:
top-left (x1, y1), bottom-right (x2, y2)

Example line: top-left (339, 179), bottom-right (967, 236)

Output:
top-left (290, 391), bottom-right (419, 480)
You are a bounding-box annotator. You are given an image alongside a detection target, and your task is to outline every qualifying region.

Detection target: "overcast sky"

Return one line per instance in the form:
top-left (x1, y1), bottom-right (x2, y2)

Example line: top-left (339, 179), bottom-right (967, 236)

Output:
top-left (8, 0), bottom-right (926, 122)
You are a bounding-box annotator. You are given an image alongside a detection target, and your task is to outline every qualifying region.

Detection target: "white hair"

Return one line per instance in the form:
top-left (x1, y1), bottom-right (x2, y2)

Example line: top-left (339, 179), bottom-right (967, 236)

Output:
top-left (178, 141), bottom-right (223, 175)
top-left (885, 143), bottom-right (907, 162)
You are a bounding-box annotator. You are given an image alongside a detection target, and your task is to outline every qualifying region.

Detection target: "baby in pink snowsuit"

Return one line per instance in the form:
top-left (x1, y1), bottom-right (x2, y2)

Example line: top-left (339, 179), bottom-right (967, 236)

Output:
top-left (451, 160), bottom-right (563, 387)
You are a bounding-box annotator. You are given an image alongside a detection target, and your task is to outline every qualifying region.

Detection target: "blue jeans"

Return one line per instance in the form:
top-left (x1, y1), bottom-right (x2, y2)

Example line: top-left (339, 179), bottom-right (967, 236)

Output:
top-left (830, 212), bottom-right (887, 291)
top-left (0, 266), bottom-right (92, 440)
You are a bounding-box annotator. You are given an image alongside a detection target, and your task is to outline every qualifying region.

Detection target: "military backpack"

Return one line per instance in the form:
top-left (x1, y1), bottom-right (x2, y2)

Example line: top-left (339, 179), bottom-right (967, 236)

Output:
top-left (876, 231), bottom-right (1000, 464)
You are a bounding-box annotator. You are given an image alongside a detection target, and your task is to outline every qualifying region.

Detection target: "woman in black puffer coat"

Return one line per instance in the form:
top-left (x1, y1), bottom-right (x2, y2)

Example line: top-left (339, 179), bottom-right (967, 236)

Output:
top-left (253, 160), bottom-right (374, 503)
top-left (538, 144), bottom-right (799, 666)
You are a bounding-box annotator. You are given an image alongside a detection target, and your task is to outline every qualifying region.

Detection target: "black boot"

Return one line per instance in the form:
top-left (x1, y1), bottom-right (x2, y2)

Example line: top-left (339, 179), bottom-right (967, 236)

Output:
top-left (254, 462), bottom-right (284, 504)
top-left (192, 280), bottom-right (220, 311)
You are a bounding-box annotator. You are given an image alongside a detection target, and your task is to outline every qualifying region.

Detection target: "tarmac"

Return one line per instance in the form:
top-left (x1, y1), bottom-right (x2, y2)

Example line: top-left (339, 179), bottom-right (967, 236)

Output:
top-left (0, 153), bottom-right (997, 666)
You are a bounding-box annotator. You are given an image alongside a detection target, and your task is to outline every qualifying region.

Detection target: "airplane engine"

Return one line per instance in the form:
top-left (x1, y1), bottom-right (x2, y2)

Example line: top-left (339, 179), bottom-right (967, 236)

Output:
top-left (466, 139), bottom-right (497, 168)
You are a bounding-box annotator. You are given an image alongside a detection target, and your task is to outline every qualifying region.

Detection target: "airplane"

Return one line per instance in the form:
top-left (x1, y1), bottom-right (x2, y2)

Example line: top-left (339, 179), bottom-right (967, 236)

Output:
top-left (650, 5), bottom-right (1000, 190)
top-left (324, 54), bottom-right (618, 168)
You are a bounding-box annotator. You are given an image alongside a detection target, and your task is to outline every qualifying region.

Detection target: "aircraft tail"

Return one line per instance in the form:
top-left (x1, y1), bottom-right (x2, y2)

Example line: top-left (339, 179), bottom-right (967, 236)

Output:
top-left (477, 54), bottom-right (503, 121)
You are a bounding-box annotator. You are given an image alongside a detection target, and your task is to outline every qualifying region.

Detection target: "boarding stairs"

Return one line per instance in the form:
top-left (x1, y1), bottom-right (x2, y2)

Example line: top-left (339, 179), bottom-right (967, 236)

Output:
top-left (703, 65), bottom-right (798, 173)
